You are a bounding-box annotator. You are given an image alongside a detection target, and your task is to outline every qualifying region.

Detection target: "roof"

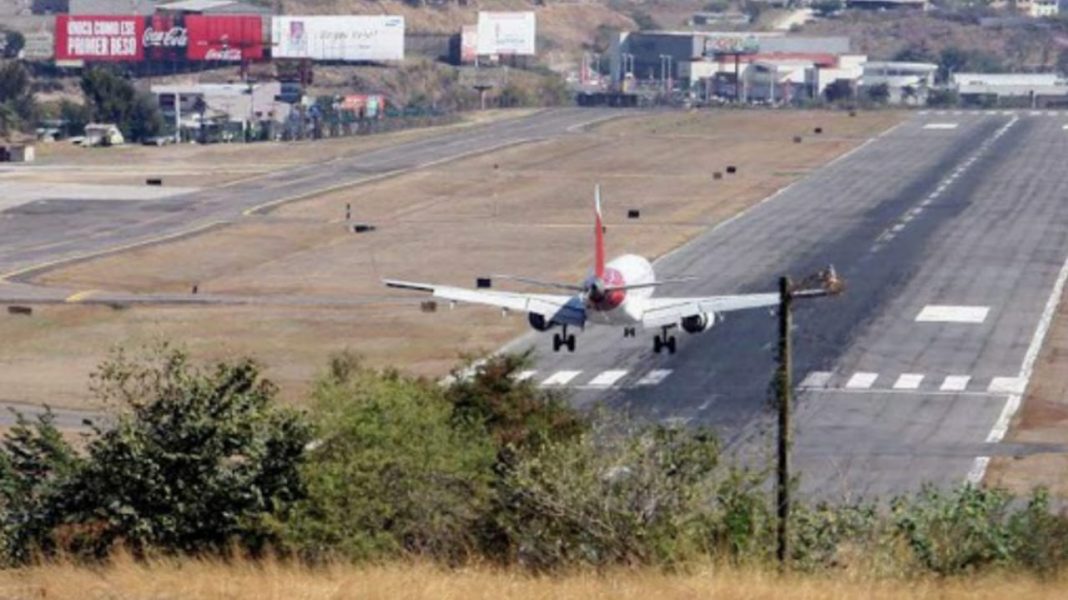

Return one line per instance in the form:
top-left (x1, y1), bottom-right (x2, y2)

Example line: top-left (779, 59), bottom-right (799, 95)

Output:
top-left (953, 73), bottom-right (1061, 86)
top-left (156, 0), bottom-right (271, 13)
top-left (864, 61), bottom-right (938, 71)
top-left (69, 0), bottom-right (156, 15)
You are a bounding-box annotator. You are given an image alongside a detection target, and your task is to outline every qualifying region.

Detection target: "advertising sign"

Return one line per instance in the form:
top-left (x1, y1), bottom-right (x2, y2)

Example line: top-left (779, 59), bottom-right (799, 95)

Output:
top-left (186, 15), bottom-right (265, 61)
top-left (703, 34), bottom-right (760, 56)
top-left (143, 15), bottom-right (187, 61)
top-left (476, 12), bottom-right (536, 56)
top-left (270, 16), bottom-right (405, 61)
top-left (460, 24), bottom-right (477, 64)
top-left (55, 15), bottom-right (144, 62)
top-left (21, 31), bottom-right (55, 60)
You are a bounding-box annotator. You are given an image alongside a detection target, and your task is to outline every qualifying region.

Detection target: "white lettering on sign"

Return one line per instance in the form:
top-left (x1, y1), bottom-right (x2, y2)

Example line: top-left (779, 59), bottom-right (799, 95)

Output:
top-left (143, 26), bottom-right (188, 48)
top-left (204, 47), bottom-right (242, 60)
top-left (65, 19), bottom-right (140, 58)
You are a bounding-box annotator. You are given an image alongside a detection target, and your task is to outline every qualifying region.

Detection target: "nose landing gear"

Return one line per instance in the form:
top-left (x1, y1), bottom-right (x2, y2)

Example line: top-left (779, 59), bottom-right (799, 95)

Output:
top-left (653, 327), bottom-right (677, 355)
top-left (623, 327), bottom-right (636, 338)
top-left (552, 325), bottom-right (576, 352)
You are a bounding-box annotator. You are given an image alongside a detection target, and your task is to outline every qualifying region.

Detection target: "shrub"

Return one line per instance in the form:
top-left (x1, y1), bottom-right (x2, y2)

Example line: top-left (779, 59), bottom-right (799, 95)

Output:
top-left (285, 354), bottom-right (495, 563)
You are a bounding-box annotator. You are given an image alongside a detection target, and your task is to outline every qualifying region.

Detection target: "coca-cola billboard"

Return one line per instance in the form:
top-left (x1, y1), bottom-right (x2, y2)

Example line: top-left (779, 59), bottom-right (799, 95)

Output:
top-left (55, 15), bottom-right (145, 62)
top-left (186, 15), bottom-right (264, 61)
top-left (144, 15), bottom-right (187, 60)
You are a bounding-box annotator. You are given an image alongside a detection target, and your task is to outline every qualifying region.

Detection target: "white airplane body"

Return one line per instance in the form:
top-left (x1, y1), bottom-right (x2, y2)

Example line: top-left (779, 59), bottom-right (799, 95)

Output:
top-left (385, 186), bottom-right (785, 354)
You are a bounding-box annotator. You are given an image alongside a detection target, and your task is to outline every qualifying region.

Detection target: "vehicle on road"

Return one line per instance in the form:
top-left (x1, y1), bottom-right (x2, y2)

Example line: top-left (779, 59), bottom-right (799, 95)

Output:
top-left (386, 186), bottom-right (794, 354)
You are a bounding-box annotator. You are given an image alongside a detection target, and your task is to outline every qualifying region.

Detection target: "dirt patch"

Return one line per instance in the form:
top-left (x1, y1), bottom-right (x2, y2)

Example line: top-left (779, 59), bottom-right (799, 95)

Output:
top-left (8, 109), bottom-right (904, 408)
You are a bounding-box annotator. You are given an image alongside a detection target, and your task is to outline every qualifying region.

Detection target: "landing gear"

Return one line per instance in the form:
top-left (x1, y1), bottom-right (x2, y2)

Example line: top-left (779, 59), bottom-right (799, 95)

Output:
top-left (553, 326), bottom-right (576, 352)
top-left (653, 327), bottom-right (677, 355)
top-left (623, 326), bottom-right (636, 338)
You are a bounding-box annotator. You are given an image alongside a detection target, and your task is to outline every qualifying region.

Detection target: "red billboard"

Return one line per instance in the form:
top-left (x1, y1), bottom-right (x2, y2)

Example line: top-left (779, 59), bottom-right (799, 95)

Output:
top-left (55, 15), bottom-right (144, 62)
top-left (143, 15), bottom-right (188, 61)
top-left (186, 16), bottom-right (264, 61)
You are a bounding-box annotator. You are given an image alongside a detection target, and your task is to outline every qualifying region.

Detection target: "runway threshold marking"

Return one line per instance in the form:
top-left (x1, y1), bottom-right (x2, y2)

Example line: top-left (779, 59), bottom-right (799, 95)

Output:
top-left (915, 305), bottom-right (990, 324)
top-left (893, 373), bottom-right (924, 390)
top-left (799, 371), bottom-right (832, 389)
top-left (542, 370), bottom-right (582, 386)
top-left (940, 375), bottom-right (971, 392)
top-left (987, 377), bottom-right (1025, 395)
top-left (636, 369), bottom-right (673, 386)
top-left (514, 370), bottom-right (537, 382)
top-left (844, 372), bottom-right (878, 389)
top-left (923, 123), bottom-right (959, 130)
top-left (587, 370), bottom-right (628, 387)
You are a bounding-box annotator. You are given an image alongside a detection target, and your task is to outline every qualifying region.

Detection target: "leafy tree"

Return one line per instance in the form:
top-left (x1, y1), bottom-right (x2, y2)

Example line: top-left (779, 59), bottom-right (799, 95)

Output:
top-left (59, 345), bottom-right (310, 557)
top-left (2, 31), bottom-right (25, 59)
top-left (894, 46), bottom-right (938, 64)
top-left (630, 10), bottom-right (660, 31)
top-left (285, 354), bottom-right (495, 562)
top-left (823, 79), bottom-right (854, 104)
top-left (58, 99), bottom-right (90, 138)
top-left (0, 410), bottom-right (82, 565)
top-left (865, 82), bottom-right (890, 104)
top-left (812, 0), bottom-right (843, 17)
top-left (80, 67), bottom-right (163, 142)
top-left (0, 61), bottom-right (35, 136)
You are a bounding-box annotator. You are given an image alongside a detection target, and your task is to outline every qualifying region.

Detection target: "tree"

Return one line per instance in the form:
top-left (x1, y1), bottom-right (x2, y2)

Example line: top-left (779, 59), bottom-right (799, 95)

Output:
top-left (823, 79), bottom-right (854, 104)
top-left (0, 61), bottom-right (35, 136)
top-left (80, 67), bottom-right (163, 142)
top-left (866, 82), bottom-right (890, 104)
top-left (59, 99), bottom-right (90, 138)
top-left (285, 354), bottom-right (495, 562)
top-left (630, 10), bottom-right (659, 31)
top-left (3, 31), bottom-right (25, 59)
top-left (812, 0), bottom-right (843, 17)
top-left (59, 345), bottom-right (310, 557)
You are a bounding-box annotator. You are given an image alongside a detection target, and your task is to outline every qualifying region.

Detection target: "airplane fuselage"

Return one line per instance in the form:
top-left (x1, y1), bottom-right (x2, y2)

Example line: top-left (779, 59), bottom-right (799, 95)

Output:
top-left (583, 253), bottom-right (655, 326)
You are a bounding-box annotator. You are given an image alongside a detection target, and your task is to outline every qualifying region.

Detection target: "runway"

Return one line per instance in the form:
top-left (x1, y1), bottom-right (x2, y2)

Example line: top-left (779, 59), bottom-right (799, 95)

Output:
top-left (514, 111), bottom-right (1068, 497)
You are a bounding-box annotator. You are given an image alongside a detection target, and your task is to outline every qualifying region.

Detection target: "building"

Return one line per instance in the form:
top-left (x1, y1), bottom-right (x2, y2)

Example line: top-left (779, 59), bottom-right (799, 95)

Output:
top-left (609, 30), bottom-right (851, 90)
top-left (0, 144), bottom-right (35, 163)
top-left (155, 0), bottom-right (272, 16)
top-left (845, 0), bottom-right (928, 9)
top-left (861, 61), bottom-right (937, 105)
top-left (151, 81), bottom-right (289, 141)
top-left (83, 123), bottom-right (125, 146)
top-left (67, 0), bottom-right (157, 15)
top-left (952, 72), bottom-right (1068, 106)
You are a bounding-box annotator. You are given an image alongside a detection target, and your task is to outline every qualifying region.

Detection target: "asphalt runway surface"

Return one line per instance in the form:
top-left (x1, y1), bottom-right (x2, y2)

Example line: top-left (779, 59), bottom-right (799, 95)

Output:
top-left (513, 110), bottom-right (1068, 497)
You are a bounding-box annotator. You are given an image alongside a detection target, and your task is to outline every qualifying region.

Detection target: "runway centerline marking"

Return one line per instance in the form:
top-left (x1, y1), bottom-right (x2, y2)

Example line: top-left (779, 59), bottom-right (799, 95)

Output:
top-left (923, 123), bottom-right (959, 130)
top-left (916, 305), bottom-right (990, 323)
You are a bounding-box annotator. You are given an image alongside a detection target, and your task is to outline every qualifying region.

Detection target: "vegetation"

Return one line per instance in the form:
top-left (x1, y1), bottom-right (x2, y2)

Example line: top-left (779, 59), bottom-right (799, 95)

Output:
top-left (79, 67), bottom-right (164, 142)
top-left (0, 61), bottom-right (36, 137)
top-left (1, 345), bottom-right (1067, 584)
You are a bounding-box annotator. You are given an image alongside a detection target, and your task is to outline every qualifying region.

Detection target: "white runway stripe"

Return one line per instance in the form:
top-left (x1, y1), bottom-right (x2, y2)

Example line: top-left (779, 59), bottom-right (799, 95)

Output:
top-left (916, 305), bottom-right (989, 323)
top-left (515, 370), bottom-right (537, 382)
top-left (893, 373), bottom-right (924, 390)
top-left (542, 370), bottom-right (581, 386)
top-left (636, 369), bottom-right (673, 386)
top-left (845, 372), bottom-right (879, 389)
top-left (940, 375), bottom-right (971, 392)
top-left (799, 371), bottom-right (832, 389)
top-left (588, 370), bottom-right (628, 387)
top-left (987, 377), bottom-right (1025, 395)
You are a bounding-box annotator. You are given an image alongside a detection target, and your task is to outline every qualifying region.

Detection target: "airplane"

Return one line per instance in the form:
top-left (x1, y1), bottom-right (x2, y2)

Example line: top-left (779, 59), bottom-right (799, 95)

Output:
top-left (384, 186), bottom-right (833, 354)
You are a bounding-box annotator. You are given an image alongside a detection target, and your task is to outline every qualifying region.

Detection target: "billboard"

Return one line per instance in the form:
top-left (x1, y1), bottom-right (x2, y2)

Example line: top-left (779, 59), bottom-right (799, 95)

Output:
top-left (143, 15), bottom-right (188, 61)
top-left (476, 12), bottom-right (536, 56)
top-left (186, 15), bottom-right (264, 61)
top-left (702, 34), bottom-right (760, 56)
top-left (55, 15), bottom-right (144, 62)
top-left (270, 16), bottom-right (405, 61)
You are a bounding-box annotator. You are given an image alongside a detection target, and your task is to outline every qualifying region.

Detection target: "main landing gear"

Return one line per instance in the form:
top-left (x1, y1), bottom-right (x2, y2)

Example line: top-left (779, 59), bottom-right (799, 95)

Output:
top-left (553, 325), bottom-right (576, 352)
top-left (623, 327), bottom-right (637, 338)
top-left (653, 327), bottom-right (677, 355)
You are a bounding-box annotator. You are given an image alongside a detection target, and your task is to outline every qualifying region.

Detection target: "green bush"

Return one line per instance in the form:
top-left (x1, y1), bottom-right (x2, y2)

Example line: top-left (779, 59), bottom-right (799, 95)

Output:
top-left (284, 354), bottom-right (495, 563)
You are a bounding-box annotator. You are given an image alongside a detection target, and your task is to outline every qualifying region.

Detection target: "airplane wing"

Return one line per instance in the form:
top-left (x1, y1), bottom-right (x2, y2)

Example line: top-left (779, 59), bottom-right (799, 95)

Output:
top-left (384, 279), bottom-right (586, 326)
top-left (641, 293), bottom-right (779, 329)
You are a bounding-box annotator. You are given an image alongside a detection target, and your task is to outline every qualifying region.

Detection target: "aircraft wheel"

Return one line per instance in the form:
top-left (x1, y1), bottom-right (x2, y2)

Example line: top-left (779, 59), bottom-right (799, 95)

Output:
top-left (566, 335), bottom-right (576, 352)
top-left (667, 336), bottom-right (677, 355)
top-left (552, 333), bottom-right (562, 352)
top-left (653, 335), bottom-right (663, 354)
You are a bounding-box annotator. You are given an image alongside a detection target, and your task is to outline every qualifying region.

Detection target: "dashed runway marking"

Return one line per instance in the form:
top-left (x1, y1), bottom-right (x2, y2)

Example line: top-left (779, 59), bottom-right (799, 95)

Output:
top-left (636, 369), bottom-right (673, 386)
top-left (940, 375), bottom-right (972, 392)
top-left (515, 370), bottom-right (537, 382)
top-left (800, 371), bottom-right (833, 389)
top-left (987, 377), bottom-right (1026, 395)
top-left (893, 373), bottom-right (924, 390)
top-left (916, 305), bottom-right (990, 324)
top-left (588, 370), bottom-right (628, 387)
top-left (845, 372), bottom-right (879, 389)
top-left (923, 123), bottom-right (959, 130)
top-left (542, 370), bottom-right (581, 386)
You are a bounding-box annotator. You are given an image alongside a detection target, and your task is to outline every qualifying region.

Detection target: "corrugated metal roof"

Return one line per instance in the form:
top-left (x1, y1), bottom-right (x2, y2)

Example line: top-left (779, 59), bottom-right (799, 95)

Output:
top-left (157, 0), bottom-right (231, 10)
top-left (69, 0), bottom-right (156, 15)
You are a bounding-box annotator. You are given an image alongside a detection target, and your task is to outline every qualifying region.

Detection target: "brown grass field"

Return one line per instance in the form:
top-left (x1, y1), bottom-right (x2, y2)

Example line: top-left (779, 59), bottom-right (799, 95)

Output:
top-left (1, 556), bottom-right (1063, 600)
top-left (0, 110), bottom-right (904, 408)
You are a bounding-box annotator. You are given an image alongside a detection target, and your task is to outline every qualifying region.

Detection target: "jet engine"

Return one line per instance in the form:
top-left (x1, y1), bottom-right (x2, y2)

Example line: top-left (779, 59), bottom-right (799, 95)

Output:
top-left (681, 312), bottom-right (716, 334)
top-left (528, 313), bottom-right (553, 331)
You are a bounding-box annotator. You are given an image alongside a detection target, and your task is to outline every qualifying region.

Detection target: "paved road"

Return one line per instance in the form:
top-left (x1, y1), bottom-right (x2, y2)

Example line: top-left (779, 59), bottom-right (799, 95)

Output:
top-left (0, 108), bottom-right (621, 281)
top-left (511, 111), bottom-right (1068, 497)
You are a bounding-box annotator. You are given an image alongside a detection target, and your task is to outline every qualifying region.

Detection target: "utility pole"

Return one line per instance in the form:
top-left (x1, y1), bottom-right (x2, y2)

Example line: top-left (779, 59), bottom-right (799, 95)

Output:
top-left (774, 266), bottom-right (843, 569)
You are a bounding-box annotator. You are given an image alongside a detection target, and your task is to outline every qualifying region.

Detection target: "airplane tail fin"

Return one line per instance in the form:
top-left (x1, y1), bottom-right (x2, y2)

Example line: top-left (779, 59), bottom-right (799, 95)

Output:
top-left (594, 184), bottom-right (606, 278)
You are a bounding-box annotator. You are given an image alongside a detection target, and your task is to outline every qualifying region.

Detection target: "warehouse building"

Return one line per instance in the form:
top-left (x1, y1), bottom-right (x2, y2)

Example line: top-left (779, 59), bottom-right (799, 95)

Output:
top-left (952, 73), bottom-right (1068, 107)
top-left (861, 61), bottom-right (938, 105)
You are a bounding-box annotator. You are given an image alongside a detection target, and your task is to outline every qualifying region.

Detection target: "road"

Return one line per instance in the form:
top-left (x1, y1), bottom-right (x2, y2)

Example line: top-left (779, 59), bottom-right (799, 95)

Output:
top-left (511, 110), bottom-right (1068, 497)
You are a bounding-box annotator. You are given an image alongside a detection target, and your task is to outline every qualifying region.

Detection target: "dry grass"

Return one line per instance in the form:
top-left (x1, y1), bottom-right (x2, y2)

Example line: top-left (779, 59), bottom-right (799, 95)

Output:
top-left (0, 555), bottom-right (1062, 600)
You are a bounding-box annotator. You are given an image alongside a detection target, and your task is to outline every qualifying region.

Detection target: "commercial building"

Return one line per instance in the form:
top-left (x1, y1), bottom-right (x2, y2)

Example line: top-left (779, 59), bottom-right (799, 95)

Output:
top-left (952, 72), bottom-right (1068, 107)
top-left (861, 61), bottom-right (938, 105)
top-left (151, 81), bottom-right (290, 141)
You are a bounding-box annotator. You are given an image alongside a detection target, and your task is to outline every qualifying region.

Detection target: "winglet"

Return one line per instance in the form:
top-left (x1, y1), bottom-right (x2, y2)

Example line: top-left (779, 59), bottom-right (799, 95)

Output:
top-left (594, 184), bottom-right (606, 278)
